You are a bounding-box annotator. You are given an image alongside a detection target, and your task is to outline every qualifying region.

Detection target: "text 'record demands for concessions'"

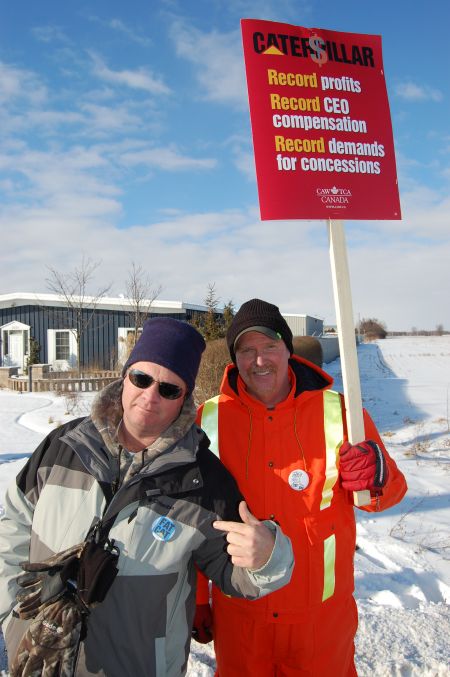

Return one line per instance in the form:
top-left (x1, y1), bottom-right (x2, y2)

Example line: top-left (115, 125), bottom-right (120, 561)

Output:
top-left (241, 19), bottom-right (401, 220)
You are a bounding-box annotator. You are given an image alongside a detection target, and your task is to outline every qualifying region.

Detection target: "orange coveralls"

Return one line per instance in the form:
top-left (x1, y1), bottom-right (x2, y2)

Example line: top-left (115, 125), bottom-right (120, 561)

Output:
top-left (196, 355), bottom-right (407, 676)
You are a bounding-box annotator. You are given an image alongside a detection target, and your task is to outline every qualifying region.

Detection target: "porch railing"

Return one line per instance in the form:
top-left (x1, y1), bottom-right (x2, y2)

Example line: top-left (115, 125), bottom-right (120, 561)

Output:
top-left (7, 372), bottom-right (120, 393)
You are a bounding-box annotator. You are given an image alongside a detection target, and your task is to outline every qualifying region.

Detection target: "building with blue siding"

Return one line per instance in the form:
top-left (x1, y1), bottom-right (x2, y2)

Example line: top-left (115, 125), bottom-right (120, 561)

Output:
top-left (1, 293), bottom-right (335, 373)
top-left (0, 293), bottom-right (211, 372)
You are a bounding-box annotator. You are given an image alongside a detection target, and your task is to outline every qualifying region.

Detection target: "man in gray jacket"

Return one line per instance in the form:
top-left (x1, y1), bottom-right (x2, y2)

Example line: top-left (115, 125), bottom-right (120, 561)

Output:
top-left (0, 317), bottom-right (293, 676)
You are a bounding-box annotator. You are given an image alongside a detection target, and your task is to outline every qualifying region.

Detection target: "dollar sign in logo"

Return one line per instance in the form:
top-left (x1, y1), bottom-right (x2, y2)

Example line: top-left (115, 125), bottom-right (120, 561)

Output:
top-left (309, 33), bottom-right (328, 67)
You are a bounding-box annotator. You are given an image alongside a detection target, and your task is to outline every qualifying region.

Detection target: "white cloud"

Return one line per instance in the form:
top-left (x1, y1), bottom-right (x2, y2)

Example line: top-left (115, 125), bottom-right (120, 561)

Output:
top-left (24, 110), bottom-right (86, 130)
top-left (87, 15), bottom-right (152, 46)
top-left (0, 62), bottom-right (47, 106)
top-left (395, 81), bottom-right (443, 102)
top-left (403, 204), bottom-right (450, 239)
top-left (349, 242), bottom-right (450, 332)
top-left (120, 145), bottom-right (216, 171)
top-left (168, 3), bottom-right (313, 109)
top-left (1, 109), bottom-right (448, 332)
top-left (225, 133), bottom-right (256, 180)
top-left (88, 51), bottom-right (171, 95)
top-left (232, 147), bottom-right (256, 180)
top-left (217, 0), bottom-right (311, 23)
top-left (0, 89), bottom-right (148, 141)
top-left (169, 20), bottom-right (248, 109)
top-left (31, 25), bottom-right (71, 44)
top-left (108, 18), bottom-right (152, 46)
top-left (3, 194), bottom-right (449, 331)
top-left (80, 103), bottom-right (142, 134)
top-left (0, 144), bottom-right (118, 216)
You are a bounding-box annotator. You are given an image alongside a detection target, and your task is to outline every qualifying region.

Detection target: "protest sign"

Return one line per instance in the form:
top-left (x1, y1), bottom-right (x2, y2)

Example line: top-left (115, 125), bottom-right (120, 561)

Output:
top-left (241, 19), bottom-right (401, 220)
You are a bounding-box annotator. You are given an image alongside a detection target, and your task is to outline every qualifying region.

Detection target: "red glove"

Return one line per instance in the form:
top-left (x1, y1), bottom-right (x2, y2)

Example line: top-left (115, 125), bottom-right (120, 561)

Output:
top-left (339, 440), bottom-right (388, 492)
top-left (191, 603), bottom-right (213, 644)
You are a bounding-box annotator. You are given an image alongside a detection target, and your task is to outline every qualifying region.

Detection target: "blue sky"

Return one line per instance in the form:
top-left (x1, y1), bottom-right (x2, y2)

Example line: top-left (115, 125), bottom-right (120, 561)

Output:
top-left (1, 0), bottom-right (449, 331)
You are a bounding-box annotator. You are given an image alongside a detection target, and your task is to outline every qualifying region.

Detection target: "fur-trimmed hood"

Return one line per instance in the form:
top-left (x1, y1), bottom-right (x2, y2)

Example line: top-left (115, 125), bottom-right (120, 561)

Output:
top-left (87, 378), bottom-right (201, 486)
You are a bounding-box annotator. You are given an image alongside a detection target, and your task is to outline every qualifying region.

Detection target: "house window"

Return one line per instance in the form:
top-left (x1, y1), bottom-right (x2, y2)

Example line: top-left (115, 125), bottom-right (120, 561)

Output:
top-left (55, 331), bottom-right (71, 361)
top-left (127, 328), bottom-right (143, 342)
top-left (117, 327), bottom-right (143, 366)
top-left (47, 328), bottom-right (77, 368)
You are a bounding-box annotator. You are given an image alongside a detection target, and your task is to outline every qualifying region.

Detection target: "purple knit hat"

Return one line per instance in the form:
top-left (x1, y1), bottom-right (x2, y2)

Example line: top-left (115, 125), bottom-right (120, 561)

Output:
top-left (122, 317), bottom-right (206, 394)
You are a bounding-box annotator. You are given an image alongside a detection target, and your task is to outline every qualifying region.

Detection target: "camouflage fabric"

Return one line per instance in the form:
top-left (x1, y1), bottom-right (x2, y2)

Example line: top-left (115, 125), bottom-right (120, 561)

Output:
top-left (10, 539), bottom-right (119, 675)
top-left (15, 543), bottom-right (86, 620)
top-left (10, 596), bottom-right (84, 676)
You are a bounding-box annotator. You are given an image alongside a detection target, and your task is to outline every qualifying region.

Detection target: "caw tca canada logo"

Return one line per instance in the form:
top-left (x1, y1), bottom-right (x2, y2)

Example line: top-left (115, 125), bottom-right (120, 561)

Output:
top-left (316, 186), bottom-right (352, 208)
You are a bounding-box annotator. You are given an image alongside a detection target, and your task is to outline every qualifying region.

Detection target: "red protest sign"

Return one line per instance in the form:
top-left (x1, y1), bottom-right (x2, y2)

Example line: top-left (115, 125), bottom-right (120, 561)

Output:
top-left (241, 19), bottom-right (401, 220)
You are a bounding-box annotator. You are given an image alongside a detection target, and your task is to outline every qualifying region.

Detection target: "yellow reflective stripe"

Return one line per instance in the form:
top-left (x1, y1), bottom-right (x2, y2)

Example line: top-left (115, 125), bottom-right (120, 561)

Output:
top-left (200, 395), bottom-right (221, 457)
top-left (320, 390), bottom-right (344, 511)
top-left (322, 534), bottom-right (336, 601)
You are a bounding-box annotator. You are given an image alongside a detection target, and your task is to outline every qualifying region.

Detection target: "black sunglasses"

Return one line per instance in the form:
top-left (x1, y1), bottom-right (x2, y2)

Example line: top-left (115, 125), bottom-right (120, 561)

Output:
top-left (127, 369), bottom-right (185, 400)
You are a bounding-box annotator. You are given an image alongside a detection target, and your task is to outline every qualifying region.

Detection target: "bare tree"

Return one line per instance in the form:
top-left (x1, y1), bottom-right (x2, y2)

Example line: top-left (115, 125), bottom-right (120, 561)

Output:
top-left (46, 256), bottom-right (112, 374)
top-left (124, 262), bottom-right (162, 348)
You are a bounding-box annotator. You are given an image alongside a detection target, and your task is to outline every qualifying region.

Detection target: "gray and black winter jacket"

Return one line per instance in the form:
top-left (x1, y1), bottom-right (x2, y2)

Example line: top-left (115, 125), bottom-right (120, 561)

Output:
top-left (0, 382), bottom-right (293, 676)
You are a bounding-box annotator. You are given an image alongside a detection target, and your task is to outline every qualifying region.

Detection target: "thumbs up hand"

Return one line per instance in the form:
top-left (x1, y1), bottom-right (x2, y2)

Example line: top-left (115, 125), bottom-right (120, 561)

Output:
top-left (213, 501), bottom-right (275, 570)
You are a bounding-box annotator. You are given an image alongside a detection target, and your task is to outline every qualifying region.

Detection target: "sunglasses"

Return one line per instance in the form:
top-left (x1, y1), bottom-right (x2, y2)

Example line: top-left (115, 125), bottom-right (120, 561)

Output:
top-left (127, 369), bottom-right (185, 400)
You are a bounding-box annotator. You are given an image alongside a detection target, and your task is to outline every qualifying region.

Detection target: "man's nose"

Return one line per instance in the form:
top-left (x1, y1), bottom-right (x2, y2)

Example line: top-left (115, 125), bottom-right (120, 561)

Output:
top-left (255, 353), bottom-right (265, 366)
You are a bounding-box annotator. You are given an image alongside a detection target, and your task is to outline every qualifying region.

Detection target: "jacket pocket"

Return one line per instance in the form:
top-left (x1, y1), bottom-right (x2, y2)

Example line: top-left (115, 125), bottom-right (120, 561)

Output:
top-left (303, 503), bottom-right (356, 605)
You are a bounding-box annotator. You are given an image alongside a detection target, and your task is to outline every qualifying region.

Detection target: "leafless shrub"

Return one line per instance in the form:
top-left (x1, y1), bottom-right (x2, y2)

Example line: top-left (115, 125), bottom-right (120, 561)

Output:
top-left (389, 496), bottom-right (426, 539)
top-left (403, 416), bottom-right (416, 425)
top-left (55, 390), bottom-right (85, 416)
top-left (404, 422), bottom-right (431, 457)
top-left (360, 318), bottom-right (387, 340)
top-left (416, 530), bottom-right (450, 559)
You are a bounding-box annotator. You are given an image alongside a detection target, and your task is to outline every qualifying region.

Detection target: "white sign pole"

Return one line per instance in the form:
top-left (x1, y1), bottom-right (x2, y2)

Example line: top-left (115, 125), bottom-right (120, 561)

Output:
top-left (328, 219), bottom-right (371, 507)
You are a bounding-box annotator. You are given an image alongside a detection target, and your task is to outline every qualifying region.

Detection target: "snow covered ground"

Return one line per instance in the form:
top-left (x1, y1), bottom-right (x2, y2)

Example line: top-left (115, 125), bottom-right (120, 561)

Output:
top-left (1, 336), bottom-right (449, 675)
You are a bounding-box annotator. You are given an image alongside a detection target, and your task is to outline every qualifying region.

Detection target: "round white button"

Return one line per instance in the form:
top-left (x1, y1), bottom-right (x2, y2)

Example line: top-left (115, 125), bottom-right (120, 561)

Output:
top-left (288, 469), bottom-right (310, 491)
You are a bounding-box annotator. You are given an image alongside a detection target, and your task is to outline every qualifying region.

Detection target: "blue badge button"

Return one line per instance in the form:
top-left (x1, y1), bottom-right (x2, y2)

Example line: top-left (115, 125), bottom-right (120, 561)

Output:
top-left (152, 516), bottom-right (176, 542)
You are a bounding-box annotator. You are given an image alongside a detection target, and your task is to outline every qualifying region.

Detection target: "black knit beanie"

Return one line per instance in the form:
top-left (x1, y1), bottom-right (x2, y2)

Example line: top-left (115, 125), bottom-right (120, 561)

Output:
top-left (226, 298), bottom-right (293, 363)
top-left (122, 317), bottom-right (206, 394)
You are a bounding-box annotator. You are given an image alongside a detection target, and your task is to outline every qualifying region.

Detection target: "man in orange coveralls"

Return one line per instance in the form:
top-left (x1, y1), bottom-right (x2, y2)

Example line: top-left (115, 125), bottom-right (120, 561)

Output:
top-left (193, 298), bottom-right (407, 676)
